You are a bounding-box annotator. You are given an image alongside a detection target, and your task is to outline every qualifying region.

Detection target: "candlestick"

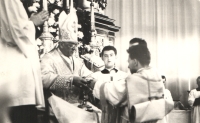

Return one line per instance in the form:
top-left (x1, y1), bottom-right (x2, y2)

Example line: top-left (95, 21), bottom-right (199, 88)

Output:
top-left (39, 21), bottom-right (53, 55)
top-left (43, 0), bottom-right (47, 10)
top-left (90, 0), bottom-right (95, 25)
top-left (39, 0), bottom-right (53, 55)
top-left (90, 0), bottom-right (96, 46)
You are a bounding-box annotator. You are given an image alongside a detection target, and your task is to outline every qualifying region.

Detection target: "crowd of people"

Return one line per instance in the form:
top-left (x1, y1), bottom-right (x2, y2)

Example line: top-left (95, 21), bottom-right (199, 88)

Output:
top-left (0, 0), bottom-right (200, 123)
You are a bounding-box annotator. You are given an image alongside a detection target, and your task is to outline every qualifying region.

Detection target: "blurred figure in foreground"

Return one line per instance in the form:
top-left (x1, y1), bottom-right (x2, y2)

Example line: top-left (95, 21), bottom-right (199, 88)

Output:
top-left (0, 0), bottom-right (48, 123)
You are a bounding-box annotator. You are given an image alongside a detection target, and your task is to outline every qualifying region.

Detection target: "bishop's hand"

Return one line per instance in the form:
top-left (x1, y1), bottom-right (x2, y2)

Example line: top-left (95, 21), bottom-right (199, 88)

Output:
top-left (84, 77), bottom-right (96, 90)
top-left (72, 76), bottom-right (90, 90)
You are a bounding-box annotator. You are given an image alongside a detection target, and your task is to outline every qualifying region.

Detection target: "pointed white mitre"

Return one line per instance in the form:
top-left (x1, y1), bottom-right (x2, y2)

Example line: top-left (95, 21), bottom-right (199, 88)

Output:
top-left (59, 0), bottom-right (78, 44)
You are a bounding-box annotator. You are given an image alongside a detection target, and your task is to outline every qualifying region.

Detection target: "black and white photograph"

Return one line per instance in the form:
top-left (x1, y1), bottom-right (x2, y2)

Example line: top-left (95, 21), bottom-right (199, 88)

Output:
top-left (0, 0), bottom-right (200, 123)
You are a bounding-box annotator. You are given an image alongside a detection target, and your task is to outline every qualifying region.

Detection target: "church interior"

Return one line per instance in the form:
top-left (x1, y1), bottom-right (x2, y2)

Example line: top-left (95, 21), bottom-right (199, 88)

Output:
top-left (1, 0), bottom-right (200, 123)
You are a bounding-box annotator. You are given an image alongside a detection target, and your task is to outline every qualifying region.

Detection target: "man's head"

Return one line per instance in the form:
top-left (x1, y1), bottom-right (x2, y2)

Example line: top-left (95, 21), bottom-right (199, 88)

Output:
top-left (196, 76), bottom-right (200, 88)
top-left (127, 45), bottom-right (151, 74)
top-left (58, 42), bottom-right (78, 57)
top-left (129, 38), bottom-right (147, 47)
top-left (101, 46), bottom-right (117, 69)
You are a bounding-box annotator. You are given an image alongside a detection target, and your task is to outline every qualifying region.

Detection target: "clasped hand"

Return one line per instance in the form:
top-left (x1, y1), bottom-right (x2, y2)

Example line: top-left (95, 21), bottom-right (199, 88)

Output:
top-left (30, 10), bottom-right (49, 27)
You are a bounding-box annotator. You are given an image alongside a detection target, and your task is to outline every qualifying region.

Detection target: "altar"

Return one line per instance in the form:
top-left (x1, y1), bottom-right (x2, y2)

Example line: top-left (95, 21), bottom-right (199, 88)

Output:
top-left (167, 110), bottom-right (192, 123)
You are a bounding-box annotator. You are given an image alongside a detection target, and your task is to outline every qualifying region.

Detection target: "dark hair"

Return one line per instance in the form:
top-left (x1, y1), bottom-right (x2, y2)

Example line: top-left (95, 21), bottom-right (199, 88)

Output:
top-left (101, 45), bottom-right (117, 56)
top-left (197, 76), bottom-right (200, 82)
top-left (161, 75), bottom-right (166, 82)
top-left (129, 38), bottom-right (147, 47)
top-left (127, 45), bottom-right (151, 66)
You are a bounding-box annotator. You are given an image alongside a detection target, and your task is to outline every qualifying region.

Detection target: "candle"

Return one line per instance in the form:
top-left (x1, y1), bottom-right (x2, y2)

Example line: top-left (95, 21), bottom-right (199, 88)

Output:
top-left (43, 0), bottom-right (48, 10)
top-left (91, 1), bottom-right (94, 23)
top-left (66, 0), bottom-right (69, 7)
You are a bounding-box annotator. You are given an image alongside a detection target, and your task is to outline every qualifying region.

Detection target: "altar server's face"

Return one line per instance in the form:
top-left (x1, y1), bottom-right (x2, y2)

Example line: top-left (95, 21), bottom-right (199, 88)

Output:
top-left (102, 50), bottom-right (117, 69)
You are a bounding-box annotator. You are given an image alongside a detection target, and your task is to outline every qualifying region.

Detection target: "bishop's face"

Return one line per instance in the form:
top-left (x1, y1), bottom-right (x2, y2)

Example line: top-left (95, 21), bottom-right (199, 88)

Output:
top-left (59, 42), bottom-right (77, 57)
top-left (102, 50), bottom-right (117, 69)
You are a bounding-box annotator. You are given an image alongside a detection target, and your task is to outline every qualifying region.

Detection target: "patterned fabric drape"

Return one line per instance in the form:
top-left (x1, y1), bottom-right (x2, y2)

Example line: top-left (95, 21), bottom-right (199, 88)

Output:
top-left (105, 0), bottom-right (200, 106)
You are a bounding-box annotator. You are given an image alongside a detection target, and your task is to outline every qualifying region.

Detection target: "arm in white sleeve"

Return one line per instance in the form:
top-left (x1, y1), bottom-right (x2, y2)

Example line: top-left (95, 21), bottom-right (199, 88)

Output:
top-left (93, 79), bottom-right (105, 99)
top-left (93, 78), bottom-right (127, 106)
top-left (188, 90), bottom-right (195, 107)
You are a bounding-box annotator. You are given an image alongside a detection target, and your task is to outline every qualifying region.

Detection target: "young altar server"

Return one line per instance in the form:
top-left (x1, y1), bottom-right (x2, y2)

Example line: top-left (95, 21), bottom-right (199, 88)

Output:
top-left (91, 45), bottom-right (128, 123)
top-left (91, 46), bottom-right (128, 82)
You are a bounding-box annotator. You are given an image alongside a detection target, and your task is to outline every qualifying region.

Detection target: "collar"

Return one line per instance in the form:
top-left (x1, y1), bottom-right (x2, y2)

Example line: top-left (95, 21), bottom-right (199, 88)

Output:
top-left (136, 66), bottom-right (151, 73)
top-left (196, 88), bottom-right (200, 91)
top-left (101, 68), bottom-right (118, 74)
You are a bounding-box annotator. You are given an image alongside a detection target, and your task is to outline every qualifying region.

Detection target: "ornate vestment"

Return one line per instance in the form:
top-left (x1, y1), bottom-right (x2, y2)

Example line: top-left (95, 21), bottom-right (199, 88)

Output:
top-left (41, 48), bottom-right (93, 103)
top-left (41, 48), bottom-right (103, 123)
